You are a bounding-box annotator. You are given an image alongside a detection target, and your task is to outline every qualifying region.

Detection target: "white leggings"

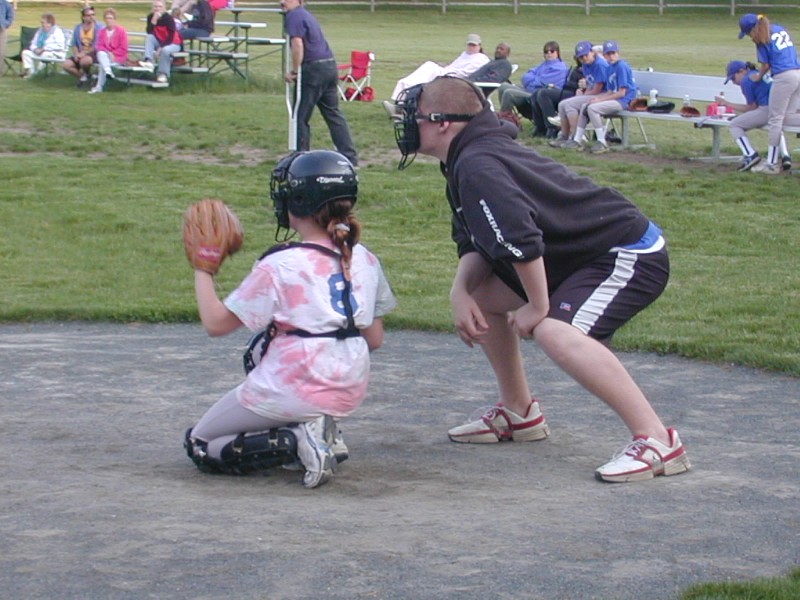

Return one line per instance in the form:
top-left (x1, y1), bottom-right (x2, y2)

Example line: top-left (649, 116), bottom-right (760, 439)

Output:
top-left (191, 388), bottom-right (283, 459)
top-left (95, 51), bottom-right (112, 90)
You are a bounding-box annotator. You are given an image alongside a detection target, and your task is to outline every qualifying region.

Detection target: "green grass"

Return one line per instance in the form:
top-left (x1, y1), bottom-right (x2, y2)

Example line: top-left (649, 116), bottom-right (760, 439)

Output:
top-left (681, 567), bottom-right (800, 600)
top-left (2, 4), bottom-right (800, 382)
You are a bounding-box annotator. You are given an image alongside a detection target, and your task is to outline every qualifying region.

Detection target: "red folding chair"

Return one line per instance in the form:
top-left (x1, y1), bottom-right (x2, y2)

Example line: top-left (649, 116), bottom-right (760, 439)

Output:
top-left (337, 51), bottom-right (375, 102)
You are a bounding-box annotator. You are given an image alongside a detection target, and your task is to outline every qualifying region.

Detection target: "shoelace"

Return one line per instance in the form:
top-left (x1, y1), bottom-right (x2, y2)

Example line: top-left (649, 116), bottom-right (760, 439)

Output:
top-left (467, 405), bottom-right (503, 423)
top-left (611, 438), bottom-right (648, 460)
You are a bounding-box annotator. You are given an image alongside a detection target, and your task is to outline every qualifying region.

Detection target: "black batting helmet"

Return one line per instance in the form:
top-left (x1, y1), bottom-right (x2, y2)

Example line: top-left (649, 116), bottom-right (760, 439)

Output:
top-left (270, 150), bottom-right (358, 229)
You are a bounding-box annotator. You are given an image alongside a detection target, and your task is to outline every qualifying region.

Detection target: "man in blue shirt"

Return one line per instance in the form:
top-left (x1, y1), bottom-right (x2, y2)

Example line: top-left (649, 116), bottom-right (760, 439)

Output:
top-left (282, 0), bottom-right (358, 166)
top-left (0, 0), bottom-right (14, 76)
top-left (573, 40), bottom-right (638, 154)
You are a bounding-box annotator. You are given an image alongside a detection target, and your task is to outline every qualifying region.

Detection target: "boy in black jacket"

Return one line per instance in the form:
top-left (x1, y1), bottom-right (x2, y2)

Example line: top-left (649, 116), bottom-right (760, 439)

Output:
top-left (392, 76), bottom-right (691, 483)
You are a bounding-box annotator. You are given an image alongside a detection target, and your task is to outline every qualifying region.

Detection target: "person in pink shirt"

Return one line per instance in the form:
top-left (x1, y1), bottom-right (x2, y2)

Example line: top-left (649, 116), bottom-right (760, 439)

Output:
top-left (89, 8), bottom-right (128, 94)
top-left (184, 150), bottom-right (396, 489)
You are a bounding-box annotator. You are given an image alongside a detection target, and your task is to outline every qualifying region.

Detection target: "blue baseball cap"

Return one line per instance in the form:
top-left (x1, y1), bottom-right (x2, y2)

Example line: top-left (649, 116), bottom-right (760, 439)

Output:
top-left (575, 40), bottom-right (593, 58)
top-left (725, 60), bottom-right (747, 83)
top-left (602, 40), bottom-right (619, 54)
top-left (738, 13), bottom-right (759, 39)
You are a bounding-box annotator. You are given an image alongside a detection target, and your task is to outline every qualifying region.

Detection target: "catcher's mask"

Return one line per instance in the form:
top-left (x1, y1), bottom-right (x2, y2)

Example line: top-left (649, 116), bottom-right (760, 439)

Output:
top-left (270, 150), bottom-right (358, 232)
top-left (392, 77), bottom-right (487, 170)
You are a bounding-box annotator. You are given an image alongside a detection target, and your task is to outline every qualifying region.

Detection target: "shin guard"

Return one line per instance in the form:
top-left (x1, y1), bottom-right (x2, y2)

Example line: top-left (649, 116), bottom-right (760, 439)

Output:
top-left (218, 428), bottom-right (298, 475)
top-left (184, 427), bottom-right (224, 474)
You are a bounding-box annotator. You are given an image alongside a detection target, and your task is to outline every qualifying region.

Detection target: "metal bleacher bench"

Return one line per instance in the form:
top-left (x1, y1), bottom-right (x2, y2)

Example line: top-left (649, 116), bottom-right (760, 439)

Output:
top-left (616, 70), bottom-right (800, 161)
top-left (111, 33), bottom-right (209, 88)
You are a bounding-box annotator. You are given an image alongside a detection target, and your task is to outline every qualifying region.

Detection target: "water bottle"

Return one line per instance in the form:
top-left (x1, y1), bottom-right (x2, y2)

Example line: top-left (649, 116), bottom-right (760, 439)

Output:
top-left (683, 94), bottom-right (691, 107)
top-left (648, 88), bottom-right (659, 106)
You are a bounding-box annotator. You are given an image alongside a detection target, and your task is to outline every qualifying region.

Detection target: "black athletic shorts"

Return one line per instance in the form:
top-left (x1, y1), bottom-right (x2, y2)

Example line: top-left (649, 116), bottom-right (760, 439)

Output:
top-left (547, 246), bottom-right (670, 341)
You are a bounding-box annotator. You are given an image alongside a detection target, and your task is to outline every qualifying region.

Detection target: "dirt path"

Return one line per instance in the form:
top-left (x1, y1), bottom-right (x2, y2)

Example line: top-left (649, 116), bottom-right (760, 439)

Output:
top-left (1, 323), bottom-right (798, 599)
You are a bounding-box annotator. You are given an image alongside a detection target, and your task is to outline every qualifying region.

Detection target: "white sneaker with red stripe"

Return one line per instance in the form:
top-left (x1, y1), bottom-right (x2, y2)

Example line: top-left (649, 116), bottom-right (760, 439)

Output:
top-left (595, 428), bottom-right (691, 483)
top-left (448, 400), bottom-right (550, 443)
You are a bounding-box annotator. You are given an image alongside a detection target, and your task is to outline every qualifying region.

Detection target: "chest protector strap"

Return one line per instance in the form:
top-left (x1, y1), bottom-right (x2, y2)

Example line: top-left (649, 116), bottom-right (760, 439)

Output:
top-left (243, 242), bottom-right (360, 375)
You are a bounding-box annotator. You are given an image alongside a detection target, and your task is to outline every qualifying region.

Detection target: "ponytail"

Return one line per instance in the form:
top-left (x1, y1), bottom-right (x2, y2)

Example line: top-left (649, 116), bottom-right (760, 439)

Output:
top-left (752, 14), bottom-right (772, 45)
top-left (313, 199), bottom-right (361, 281)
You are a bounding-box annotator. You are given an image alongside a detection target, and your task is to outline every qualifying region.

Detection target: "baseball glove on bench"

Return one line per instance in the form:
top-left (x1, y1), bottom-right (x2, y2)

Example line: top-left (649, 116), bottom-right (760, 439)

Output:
top-left (680, 105), bottom-right (701, 118)
top-left (628, 97), bottom-right (649, 111)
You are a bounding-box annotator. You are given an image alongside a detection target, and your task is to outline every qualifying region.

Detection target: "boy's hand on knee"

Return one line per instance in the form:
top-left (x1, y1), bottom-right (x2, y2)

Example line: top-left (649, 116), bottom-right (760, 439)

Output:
top-left (452, 296), bottom-right (488, 348)
top-left (508, 303), bottom-right (547, 339)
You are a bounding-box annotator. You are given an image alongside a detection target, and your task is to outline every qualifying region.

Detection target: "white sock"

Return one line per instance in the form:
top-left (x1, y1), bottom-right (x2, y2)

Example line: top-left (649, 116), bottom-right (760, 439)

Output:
top-left (735, 136), bottom-right (755, 157)
top-left (779, 135), bottom-right (789, 159)
top-left (767, 145), bottom-right (779, 165)
top-left (595, 126), bottom-right (607, 145)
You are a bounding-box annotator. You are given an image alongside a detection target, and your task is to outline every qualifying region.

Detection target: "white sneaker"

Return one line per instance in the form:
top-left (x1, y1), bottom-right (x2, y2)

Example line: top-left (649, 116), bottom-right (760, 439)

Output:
top-left (547, 115), bottom-right (562, 127)
top-left (105, 67), bottom-right (115, 80)
top-left (321, 415), bottom-right (349, 463)
top-left (751, 161), bottom-right (781, 175)
top-left (293, 417), bottom-right (336, 489)
top-left (595, 428), bottom-right (691, 483)
top-left (448, 400), bottom-right (550, 443)
top-left (88, 86), bottom-right (102, 94)
top-left (156, 73), bottom-right (168, 83)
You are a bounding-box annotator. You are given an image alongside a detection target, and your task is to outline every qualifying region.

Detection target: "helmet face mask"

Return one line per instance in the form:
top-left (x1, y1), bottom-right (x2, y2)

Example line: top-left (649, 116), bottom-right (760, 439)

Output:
top-left (270, 150), bottom-right (358, 234)
top-left (393, 83), bottom-right (426, 170)
top-left (392, 77), bottom-right (487, 170)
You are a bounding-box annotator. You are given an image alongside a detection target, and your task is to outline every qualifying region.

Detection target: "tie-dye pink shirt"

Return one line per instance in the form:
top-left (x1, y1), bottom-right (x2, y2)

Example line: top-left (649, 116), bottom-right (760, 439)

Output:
top-left (224, 242), bottom-right (396, 418)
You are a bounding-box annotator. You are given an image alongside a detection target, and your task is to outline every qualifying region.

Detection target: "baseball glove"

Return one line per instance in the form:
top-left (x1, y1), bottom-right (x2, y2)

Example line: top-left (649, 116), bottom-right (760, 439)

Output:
top-left (628, 97), bottom-right (649, 111)
top-left (647, 101), bottom-right (675, 114)
top-left (182, 199), bottom-right (244, 275)
top-left (680, 105), bottom-right (701, 118)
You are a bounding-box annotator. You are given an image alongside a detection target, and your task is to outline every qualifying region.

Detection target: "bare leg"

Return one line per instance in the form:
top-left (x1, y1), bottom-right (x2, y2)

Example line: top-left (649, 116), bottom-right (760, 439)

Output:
top-left (533, 318), bottom-right (669, 443)
top-left (471, 275), bottom-right (532, 415)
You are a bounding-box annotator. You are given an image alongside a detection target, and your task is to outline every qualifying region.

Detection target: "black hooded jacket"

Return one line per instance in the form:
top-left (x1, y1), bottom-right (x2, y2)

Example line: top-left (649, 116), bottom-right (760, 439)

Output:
top-left (443, 107), bottom-right (651, 297)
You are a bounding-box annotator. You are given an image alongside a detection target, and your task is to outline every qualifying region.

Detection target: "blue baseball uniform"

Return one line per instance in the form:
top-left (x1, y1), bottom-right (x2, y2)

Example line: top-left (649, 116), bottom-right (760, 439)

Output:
top-left (582, 55), bottom-right (609, 90)
top-left (757, 23), bottom-right (800, 75)
top-left (741, 69), bottom-right (771, 106)
top-left (606, 59), bottom-right (638, 108)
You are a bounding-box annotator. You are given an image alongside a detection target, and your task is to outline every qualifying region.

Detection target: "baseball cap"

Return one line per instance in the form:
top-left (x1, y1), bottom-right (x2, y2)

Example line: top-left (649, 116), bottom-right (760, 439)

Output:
top-left (466, 33), bottom-right (481, 46)
top-left (738, 13), bottom-right (758, 39)
top-left (602, 40), bottom-right (619, 54)
top-left (725, 60), bottom-right (747, 83)
top-left (575, 40), bottom-right (593, 58)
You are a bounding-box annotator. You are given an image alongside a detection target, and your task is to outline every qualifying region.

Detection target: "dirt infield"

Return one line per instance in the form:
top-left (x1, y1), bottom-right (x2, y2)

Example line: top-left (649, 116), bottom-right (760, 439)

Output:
top-left (1, 322), bottom-right (798, 600)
